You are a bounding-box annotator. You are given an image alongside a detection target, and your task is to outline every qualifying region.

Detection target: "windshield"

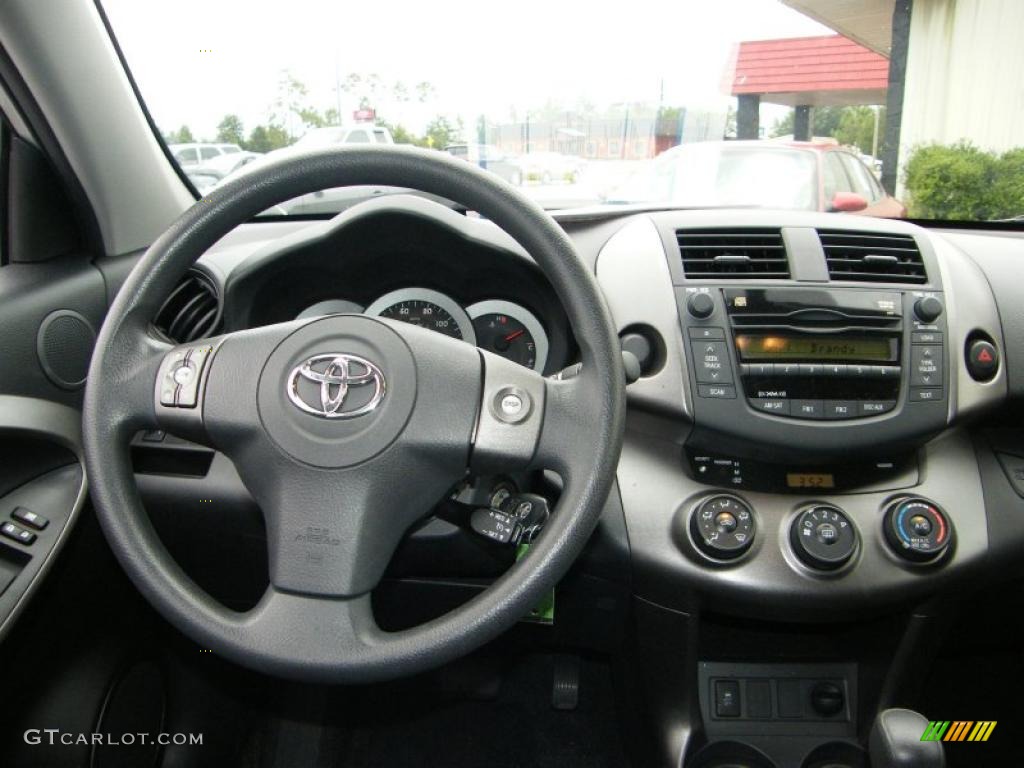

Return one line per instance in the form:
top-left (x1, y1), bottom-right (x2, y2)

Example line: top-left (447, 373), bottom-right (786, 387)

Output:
top-left (102, 0), bottom-right (1024, 222)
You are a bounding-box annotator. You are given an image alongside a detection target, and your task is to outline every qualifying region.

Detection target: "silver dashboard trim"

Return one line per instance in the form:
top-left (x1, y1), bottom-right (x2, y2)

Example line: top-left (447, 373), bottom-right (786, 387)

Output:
top-left (595, 216), bottom-right (691, 419)
top-left (930, 232), bottom-right (1008, 421)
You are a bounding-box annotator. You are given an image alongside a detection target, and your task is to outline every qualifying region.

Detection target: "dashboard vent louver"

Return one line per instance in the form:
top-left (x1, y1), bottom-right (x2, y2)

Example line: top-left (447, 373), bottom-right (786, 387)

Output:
top-left (154, 269), bottom-right (222, 343)
top-left (677, 229), bottom-right (789, 279)
top-left (819, 230), bottom-right (927, 284)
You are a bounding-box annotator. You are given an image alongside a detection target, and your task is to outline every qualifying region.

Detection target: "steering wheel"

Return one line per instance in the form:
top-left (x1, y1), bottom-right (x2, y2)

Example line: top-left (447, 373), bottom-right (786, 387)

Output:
top-left (82, 146), bottom-right (625, 683)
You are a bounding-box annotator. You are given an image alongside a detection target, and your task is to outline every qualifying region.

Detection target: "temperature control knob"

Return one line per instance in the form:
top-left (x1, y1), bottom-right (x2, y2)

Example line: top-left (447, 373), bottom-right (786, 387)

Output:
top-left (690, 495), bottom-right (755, 560)
top-left (790, 505), bottom-right (858, 570)
top-left (883, 498), bottom-right (952, 562)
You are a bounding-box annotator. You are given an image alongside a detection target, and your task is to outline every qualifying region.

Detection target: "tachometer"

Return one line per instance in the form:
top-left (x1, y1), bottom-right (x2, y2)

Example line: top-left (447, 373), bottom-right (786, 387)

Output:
top-left (365, 288), bottom-right (476, 344)
top-left (467, 300), bottom-right (549, 373)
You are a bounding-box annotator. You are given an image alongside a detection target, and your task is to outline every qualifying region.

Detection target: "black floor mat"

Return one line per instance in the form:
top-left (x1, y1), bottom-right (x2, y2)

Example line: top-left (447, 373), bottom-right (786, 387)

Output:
top-left (333, 654), bottom-right (630, 768)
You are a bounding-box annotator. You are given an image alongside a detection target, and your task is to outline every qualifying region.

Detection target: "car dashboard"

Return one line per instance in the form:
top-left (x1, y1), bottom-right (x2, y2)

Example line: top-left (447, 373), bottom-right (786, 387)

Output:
top-left (113, 193), bottom-right (1024, 766)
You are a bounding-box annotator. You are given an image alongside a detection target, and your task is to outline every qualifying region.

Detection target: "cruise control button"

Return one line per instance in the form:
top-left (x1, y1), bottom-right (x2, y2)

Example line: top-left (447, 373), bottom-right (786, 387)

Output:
top-left (1, 521), bottom-right (36, 545)
top-left (791, 399), bottom-right (824, 419)
top-left (824, 401), bottom-right (857, 419)
top-left (750, 398), bottom-right (790, 415)
top-left (859, 400), bottom-right (896, 416)
top-left (11, 507), bottom-right (48, 530)
top-left (698, 384), bottom-right (736, 399)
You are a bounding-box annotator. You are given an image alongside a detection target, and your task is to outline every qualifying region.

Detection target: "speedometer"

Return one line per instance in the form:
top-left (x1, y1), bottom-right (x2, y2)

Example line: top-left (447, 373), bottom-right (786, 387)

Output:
top-left (365, 288), bottom-right (476, 344)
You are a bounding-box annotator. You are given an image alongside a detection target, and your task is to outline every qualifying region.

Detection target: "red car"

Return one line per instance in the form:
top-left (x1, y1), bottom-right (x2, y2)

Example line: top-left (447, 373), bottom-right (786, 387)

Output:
top-left (609, 140), bottom-right (906, 218)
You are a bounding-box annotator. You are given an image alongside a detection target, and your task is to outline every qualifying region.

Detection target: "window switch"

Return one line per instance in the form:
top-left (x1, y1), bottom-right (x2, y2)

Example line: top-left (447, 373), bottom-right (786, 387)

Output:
top-left (1, 521), bottom-right (36, 546)
top-left (715, 679), bottom-right (741, 717)
top-left (12, 507), bottom-right (48, 531)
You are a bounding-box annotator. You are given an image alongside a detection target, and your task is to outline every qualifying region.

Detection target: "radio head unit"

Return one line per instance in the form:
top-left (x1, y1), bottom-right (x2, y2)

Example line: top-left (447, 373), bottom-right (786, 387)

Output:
top-left (679, 286), bottom-right (948, 459)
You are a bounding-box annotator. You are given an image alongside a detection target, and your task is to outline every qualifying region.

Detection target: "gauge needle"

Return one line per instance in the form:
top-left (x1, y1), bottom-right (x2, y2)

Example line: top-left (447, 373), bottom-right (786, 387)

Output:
top-left (503, 330), bottom-right (525, 342)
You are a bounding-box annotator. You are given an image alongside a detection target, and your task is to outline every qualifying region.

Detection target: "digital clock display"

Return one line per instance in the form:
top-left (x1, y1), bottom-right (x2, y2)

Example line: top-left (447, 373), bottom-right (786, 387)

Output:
top-left (735, 335), bottom-right (894, 362)
top-left (786, 473), bottom-right (836, 489)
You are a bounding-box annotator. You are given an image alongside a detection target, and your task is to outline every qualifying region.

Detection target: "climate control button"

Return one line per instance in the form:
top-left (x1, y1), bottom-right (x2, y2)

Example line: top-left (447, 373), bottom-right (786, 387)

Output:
top-left (691, 495), bottom-right (755, 560)
top-left (883, 498), bottom-right (952, 562)
top-left (790, 505), bottom-right (858, 570)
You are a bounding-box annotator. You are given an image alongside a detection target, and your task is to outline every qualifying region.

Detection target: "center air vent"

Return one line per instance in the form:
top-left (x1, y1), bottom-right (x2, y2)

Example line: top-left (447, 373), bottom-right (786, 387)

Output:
top-left (154, 269), bottom-right (222, 343)
top-left (819, 230), bottom-right (927, 284)
top-left (677, 229), bottom-right (789, 279)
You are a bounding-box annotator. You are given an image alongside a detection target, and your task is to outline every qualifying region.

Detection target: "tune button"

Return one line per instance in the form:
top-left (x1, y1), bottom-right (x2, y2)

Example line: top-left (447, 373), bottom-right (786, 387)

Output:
top-left (690, 495), bottom-right (755, 560)
top-left (790, 505), bottom-right (858, 571)
top-left (883, 498), bottom-right (953, 562)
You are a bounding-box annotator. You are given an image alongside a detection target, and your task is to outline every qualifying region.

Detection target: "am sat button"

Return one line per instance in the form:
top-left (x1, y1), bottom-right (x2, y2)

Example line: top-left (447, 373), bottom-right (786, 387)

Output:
top-left (751, 398), bottom-right (790, 415)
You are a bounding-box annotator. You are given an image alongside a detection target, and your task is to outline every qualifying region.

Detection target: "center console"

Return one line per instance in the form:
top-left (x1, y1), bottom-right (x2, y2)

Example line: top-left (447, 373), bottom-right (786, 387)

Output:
top-left (594, 212), bottom-right (1010, 768)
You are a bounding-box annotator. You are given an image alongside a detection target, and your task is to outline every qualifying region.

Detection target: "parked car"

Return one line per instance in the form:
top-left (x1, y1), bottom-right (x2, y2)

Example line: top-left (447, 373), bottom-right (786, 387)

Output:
top-left (183, 151), bottom-right (263, 193)
top-left (608, 140), bottom-right (905, 217)
top-left (514, 151), bottom-right (585, 184)
top-left (291, 125), bottom-right (394, 149)
top-left (445, 144), bottom-right (523, 185)
top-left (168, 142), bottom-right (243, 166)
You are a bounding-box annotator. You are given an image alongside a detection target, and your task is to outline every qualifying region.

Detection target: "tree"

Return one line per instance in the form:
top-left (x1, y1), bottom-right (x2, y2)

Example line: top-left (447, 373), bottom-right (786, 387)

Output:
top-left (165, 125), bottom-right (195, 144)
top-left (247, 123), bottom-right (292, 153)
top-left (835, 107), bottom-right (885, 155)
top-left (216, 114), bottom-right (245, 147)
top-left (419, 115), bottom-right (462, 149)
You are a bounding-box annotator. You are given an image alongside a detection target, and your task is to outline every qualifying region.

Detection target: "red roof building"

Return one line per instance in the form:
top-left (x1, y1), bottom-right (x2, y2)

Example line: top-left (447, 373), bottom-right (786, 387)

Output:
top-left (730, 34), bottom-right (889, 107)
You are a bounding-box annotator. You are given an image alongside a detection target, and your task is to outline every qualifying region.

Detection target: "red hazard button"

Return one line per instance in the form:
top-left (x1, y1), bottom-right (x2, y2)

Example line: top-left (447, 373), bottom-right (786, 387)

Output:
top-left (967, 339), bottom-right (999, 381)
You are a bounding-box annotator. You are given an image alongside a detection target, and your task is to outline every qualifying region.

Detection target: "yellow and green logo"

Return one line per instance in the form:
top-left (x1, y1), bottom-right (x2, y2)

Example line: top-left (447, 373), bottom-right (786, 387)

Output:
top-left (921, 721), bottom-right (997, 742)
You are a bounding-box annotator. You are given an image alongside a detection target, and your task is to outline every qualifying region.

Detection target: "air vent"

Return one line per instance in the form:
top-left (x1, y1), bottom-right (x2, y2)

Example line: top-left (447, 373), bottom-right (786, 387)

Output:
top-left (677, 229), bottom-right (789, 279)
top-left (154, 269), bottom-right (222, 343)
top-left (819, 230), bottom-right (927, 284)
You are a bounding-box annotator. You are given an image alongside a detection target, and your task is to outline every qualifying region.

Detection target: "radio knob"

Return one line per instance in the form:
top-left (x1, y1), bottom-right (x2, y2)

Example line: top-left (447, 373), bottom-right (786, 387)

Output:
top-left (914, 296), bottom-right (943, 323)
top-left (687, 292), bottom-right (715, 319)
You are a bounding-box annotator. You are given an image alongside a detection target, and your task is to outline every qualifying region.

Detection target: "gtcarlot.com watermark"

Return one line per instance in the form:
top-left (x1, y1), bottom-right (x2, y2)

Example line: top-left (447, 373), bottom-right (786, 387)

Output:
top-left (24, 729), bottom-right (203, 747)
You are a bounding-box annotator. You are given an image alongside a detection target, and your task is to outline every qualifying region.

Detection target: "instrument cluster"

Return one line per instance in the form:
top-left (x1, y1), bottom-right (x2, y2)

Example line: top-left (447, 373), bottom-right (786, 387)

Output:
top-left (296, 287), bottom-right (549, 373)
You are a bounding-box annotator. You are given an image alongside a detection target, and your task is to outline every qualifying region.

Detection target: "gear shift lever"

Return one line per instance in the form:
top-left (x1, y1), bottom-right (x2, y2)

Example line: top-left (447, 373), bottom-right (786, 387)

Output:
top-left (869, 709), bottom-right (945, 768)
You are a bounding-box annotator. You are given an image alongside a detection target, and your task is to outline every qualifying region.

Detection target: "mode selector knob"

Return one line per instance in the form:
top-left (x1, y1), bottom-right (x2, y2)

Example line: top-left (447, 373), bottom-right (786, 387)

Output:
top-left (690, 495), bottom-right (755, 560)
top-left (687, 292), bottom-right (715, 319)
top-left (883, 498), bottom-right (953, 562)
top-left (914, 295), bottom-right (943, 323)
top-left (790, 505), bottom-right (858, 571)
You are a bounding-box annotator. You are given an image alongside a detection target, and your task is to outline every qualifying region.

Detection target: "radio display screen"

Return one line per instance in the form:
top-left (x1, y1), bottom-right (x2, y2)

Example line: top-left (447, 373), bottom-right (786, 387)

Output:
top-left (735, 335), bottom-right (895, 362)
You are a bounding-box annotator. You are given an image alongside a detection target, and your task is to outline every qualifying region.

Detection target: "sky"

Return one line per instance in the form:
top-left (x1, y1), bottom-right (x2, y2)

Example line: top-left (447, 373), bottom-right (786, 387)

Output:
top-left (101, 0), bottom-right (830, 142)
